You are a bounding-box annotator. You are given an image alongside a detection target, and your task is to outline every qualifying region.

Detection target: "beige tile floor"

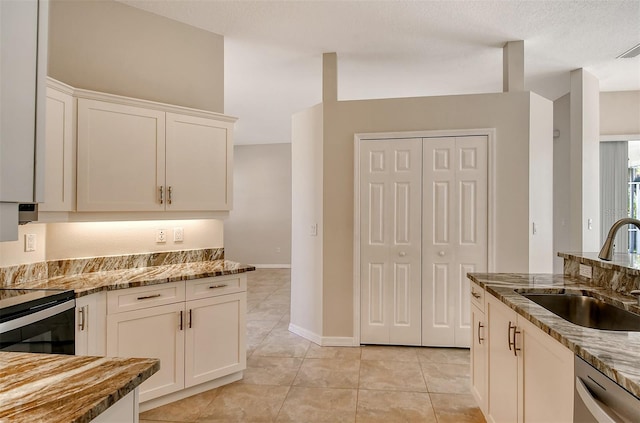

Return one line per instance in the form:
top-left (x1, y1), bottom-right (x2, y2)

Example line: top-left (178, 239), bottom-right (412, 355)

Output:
top-left (140, 269), bottom-right (486, 423)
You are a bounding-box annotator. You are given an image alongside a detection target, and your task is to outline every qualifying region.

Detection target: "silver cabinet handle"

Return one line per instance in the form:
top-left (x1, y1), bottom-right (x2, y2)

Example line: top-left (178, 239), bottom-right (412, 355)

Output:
top-left (208, 284), bottom-right (228, 289)
top-left (78, 306), bottom-right (86, 331)
top-left (159, 186), bottom-right (164, 204)
top-left (508, 321), bottom-right (516, 351)
top-left (478, 321), bottom-right (484, 345)
top-left (167, 186), bottom-right (173, 205)
top-left (137, 294), bottom-right (161, 300)
top-left (508, 321), bottom-right (521, 356)
top-left (188, 309), bottom-right (192, 329)
top-left (179, 310), bottom-right (183, 331)
top-left (471, 290), bottom-right (481, 299)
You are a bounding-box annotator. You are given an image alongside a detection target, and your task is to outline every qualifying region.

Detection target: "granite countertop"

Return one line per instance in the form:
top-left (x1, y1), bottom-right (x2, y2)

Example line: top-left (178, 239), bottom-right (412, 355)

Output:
top-left (0, 352), bottom-right (159, 422)
top-left (7, 259), bottom-right (256, 297)
top-left (468, 273), bottom-right (640, 400)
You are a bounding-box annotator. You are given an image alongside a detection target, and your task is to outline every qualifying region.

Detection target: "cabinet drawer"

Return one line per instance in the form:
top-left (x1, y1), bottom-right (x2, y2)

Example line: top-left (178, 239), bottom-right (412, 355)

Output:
top-left (185, 275), bottom-right (247, 301)
top-left (470, 281), bottom-right (485, 312)
top-left (107, 282), bottom-right (185, 314)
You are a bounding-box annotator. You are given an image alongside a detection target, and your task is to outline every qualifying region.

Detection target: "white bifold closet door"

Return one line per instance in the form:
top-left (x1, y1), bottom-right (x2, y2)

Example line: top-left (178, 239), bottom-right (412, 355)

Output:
top-left (360, 135), bottom-right (487, 347)
top-left (360, 138), bottom-right (423, 345)
top-left (422, 136), bottom-right (488, 347)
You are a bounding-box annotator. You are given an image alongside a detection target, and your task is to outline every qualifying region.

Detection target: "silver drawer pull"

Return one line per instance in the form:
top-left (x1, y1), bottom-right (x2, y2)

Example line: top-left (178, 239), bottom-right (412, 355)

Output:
top-left (208, 284), bottom-right (228, 289)
top-left (471, 291), bottom-right (481, 299)
top-left (137, 294), bottom-right (161, 300)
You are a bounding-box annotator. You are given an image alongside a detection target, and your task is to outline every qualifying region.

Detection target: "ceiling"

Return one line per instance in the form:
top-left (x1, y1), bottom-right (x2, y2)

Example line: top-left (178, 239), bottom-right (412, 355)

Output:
top-left (120, 0), bottom-right (640, 145)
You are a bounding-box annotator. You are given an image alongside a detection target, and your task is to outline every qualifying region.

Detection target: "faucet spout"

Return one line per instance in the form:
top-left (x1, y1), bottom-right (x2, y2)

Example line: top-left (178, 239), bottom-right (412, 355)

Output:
top-left (598, 218), bottom-right (640, 261)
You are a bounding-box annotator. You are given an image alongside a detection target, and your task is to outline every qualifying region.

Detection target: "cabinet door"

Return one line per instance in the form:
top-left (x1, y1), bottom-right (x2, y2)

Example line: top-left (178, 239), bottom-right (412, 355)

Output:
top-left (470, 303), bottom-right (487, 416)
top-left (107, 302), bottom-right (185, 402)
top-left (41, 85), bottom-right (75, 211)
top-left (77, 99), bottom-right (166, 211)
top-left (165, 113), bottom-right (233, 211)
top-left (519, 317), bottom-right (574, 423)
top-left (75, 292), bottom-right (107, 356)
top-left (486, 295), bottom-right (518, 423)
top-left (0, 0), bottom-right (39, 202)
top-left (185, 292), bottom-right (246, 387)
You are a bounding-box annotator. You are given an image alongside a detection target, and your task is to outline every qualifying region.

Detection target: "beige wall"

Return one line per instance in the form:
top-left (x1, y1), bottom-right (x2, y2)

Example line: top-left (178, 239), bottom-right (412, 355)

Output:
top-left (600, 91), bottom-right (640, 136)
top-left (46, 220), bottom-right (223, 260)
top-left (553, 94), bottom-right (571, 272)
top-left (291, 104), bottom-right (324, 338)
top-left (570, 70), bottom-right (600, 252)
top-left (315, 91), bottom-right (550, 337)
top-left (48, 0), bottom-right (224, 112)
top-left (529, 93), bottom-right (554, 272)
top-left (0, 224), bottom-right (47, 267)
top-left (224, 144), bottom-right (292, 266)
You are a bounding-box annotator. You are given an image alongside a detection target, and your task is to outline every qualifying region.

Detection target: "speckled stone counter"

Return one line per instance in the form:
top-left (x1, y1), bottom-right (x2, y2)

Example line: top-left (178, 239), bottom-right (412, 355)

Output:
top-left (4, 259), bottom-right (256, 297)
top-left (468, 272), bottom-right (640, 400)
top-left (0, 352), bottom-right (159, 422)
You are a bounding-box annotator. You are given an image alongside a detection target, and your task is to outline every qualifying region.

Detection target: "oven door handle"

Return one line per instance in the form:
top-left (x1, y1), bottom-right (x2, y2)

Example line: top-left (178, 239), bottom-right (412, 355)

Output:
top-left (575, 377), bottom-right (621, 423)
top-left (0, 299), bottom-right (75, 334)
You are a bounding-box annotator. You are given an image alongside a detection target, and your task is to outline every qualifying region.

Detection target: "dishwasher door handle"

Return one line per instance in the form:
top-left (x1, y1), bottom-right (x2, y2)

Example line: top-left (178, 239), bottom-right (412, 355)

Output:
top-left (575, 377), bottom-right (621, 423)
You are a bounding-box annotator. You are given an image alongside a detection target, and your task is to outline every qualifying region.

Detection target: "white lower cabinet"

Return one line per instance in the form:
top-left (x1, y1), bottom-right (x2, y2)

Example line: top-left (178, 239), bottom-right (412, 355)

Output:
top-left (106, 275), bottom-right (247, 404)
top-left (470, 282), bottom-right (487, 415)
top-left (75, 292), bottom-right (107, 356)
top-left (91, 389), bottom-right (139, 423)
top-left (485, 293), bottom-right (574, 423)
top-left (185, 293), bottom-right (246, 387)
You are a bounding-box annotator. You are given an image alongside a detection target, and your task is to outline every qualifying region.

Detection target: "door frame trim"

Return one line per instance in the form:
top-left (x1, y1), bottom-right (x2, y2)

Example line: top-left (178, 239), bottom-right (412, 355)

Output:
top-left (353, 128), bottom-right (496, 345)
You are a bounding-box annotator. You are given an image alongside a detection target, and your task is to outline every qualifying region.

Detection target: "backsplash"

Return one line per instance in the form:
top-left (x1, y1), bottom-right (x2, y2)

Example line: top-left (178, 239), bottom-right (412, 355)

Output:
top-left (560, 252), bottom-right (640, 293)
top-left (0, 248), bottom-right (224, 287)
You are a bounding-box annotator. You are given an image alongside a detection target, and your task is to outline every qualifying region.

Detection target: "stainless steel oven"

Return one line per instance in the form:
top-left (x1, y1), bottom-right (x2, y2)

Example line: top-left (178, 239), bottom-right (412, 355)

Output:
top-left (574, 355), bottom-right (640, 423)
top-left (0, 288), bottom-right (75, 354)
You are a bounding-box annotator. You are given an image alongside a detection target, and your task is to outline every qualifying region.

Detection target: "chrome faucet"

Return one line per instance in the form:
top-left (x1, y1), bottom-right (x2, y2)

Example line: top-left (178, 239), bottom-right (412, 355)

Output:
top-left (598, 218), bottom-right (640, 261)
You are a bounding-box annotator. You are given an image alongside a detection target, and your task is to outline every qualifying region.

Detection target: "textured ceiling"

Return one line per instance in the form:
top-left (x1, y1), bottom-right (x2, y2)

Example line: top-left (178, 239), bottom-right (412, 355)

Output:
top-left (119, 0), bottom-right (640, 144)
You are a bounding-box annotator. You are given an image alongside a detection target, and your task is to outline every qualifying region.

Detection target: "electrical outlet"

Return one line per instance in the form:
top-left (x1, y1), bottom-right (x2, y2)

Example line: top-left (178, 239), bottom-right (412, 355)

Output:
top-left (156, 229), bottom-right (167, 243)
top-left (174, 227), bottom-right (184, 242)
top-left (579, 264), bottom-right (592, 279)
top-left (24, 234), bottom-right (36, 252)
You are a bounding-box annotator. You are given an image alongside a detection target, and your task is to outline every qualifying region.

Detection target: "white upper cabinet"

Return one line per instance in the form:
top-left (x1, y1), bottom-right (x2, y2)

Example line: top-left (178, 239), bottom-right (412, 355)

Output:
top-left (74, 91), bottom-right (235, 213)
top-left (0, 0), bottom-right (48, 241)
top-left (165, 113), bottom-right (233, 211)
top-left (77, 98), bottom-right (166, 212)
top-left (40, 80), bottom-right (76, 212)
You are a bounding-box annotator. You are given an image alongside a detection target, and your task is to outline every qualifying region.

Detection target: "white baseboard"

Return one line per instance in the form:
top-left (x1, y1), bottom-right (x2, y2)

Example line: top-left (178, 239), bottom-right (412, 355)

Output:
top-left (252, 264), bottom-right (291, 269)
top-left (288, 323), bottom-right (358, 347)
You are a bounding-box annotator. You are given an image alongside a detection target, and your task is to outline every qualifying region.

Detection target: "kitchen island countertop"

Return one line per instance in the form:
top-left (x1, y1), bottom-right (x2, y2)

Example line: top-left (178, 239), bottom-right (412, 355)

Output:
top-left (468, 272), bottom-right (640, 400)
top-left (0, 352), bottom-right (159, 422)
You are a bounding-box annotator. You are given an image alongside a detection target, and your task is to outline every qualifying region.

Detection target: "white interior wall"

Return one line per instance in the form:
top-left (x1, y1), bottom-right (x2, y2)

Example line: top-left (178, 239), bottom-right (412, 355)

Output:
top-left (290, 104), bottom-right (324, 339)
top-left (224, 143), bottom-right (292, 266)
top-left (529, 93), bottom-right (554, 272)
top-left (569, 69), bottom-right (600, 252)
top-left (600, 91), bottom-right (640, 136)
top-left (553, 94), bottom-right (571, 273)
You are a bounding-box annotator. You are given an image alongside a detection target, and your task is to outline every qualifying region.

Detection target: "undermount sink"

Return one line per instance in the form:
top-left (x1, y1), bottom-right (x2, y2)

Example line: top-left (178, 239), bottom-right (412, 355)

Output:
top-left (521, 293), bottom-right (640, 332)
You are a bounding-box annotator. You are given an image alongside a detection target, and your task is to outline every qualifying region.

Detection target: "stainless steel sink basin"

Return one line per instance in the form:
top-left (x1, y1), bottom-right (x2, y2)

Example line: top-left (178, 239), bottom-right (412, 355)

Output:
top-left (521, 293), bottom-right (640, 331)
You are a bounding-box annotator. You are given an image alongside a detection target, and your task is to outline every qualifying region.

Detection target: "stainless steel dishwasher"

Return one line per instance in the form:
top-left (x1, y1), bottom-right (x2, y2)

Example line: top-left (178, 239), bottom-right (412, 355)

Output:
top-left (574, 355), bottom-right (640, 423)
